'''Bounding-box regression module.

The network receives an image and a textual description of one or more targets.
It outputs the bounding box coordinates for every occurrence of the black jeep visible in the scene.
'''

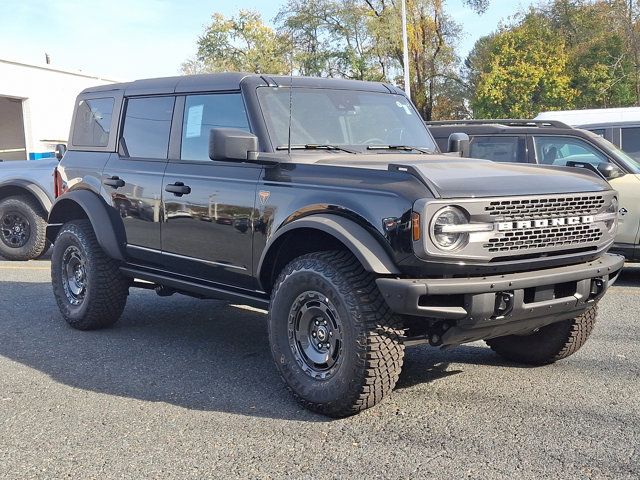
[48,75,624,417]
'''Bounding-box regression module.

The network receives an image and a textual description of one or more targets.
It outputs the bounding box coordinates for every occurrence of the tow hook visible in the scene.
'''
[590,278,605,299]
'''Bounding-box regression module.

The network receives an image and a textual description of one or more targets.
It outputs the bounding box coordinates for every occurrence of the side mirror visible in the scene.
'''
[55,143,67,161]
[597,163,625,180]
[448,132,470,157]
[209,128,259,162]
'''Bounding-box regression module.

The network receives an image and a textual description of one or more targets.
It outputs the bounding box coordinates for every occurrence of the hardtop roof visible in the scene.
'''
[80,73,397,97]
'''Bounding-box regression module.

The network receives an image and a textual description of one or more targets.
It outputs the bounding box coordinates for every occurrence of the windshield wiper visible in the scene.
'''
[366,145,432,154]
[276,144,358,154]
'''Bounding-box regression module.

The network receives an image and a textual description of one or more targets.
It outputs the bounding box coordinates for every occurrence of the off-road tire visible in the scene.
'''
[486,306,598,365]
[0,195,49,261]
[51,219,129,330]
[269,250,405,417]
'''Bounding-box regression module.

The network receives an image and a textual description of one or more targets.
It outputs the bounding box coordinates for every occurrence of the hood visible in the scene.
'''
[312,153,612,198]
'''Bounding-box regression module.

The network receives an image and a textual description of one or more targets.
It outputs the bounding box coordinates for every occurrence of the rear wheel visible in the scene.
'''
[51,219,129,330]
[486,306,598,365]
[269,250,404,417]
[0,195,49,260]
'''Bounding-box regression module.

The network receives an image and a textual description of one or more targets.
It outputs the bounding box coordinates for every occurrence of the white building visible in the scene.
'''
[0,58,116,161]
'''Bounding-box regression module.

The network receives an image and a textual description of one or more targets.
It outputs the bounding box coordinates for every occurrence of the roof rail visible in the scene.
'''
[426,119,572,129]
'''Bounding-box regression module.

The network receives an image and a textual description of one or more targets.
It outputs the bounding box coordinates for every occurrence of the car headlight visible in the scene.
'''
[430,206,469,251]
[605,197,619,233]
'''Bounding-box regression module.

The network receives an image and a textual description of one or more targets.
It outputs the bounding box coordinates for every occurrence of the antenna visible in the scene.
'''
[287,31,294,155]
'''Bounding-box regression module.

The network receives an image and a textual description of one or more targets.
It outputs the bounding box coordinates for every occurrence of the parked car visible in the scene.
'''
[0,156,60,260]
[535,107,640,160]
[47,74,623,417]
[428,119,640,261]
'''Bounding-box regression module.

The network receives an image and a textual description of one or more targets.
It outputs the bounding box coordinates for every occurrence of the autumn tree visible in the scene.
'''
[182,10,289,75]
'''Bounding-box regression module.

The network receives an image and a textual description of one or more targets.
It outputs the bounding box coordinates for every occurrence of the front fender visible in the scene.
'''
[47,190,126,261]
[258,213,400,278]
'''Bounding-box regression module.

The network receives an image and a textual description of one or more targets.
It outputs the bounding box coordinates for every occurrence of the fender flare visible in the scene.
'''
[47,190,126,261]
[0,180,53,213]
[258,214,401,281]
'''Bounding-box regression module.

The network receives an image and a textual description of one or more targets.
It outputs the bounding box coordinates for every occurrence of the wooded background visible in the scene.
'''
[181,0,640,120]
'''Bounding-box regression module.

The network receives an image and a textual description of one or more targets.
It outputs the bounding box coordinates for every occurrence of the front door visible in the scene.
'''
[102,96,174,255]
[161,92,261,289]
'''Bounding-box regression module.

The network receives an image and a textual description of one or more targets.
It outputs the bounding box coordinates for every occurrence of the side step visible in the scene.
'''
[120,265,270,310]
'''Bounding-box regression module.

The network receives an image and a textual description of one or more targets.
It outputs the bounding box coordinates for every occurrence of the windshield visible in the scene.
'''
[586,131,640,174]
[257,87,437,153]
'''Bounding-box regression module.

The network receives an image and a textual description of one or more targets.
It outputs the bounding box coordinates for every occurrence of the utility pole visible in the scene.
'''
[401,0,411,98]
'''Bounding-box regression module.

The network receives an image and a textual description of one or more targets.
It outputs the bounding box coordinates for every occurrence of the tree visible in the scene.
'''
[182,10,289,75]
[472,13,575,118]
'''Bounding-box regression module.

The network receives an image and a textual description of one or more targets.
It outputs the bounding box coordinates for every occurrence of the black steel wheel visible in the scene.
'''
[269,250,405,418]
[51,219,129,330]
[61,245,87,306]
[0,195,49,261]
[288,291,344,380]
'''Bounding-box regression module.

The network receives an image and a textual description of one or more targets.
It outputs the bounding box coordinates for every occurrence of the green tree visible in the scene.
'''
[182,10,289,75]
[472,13,576,118]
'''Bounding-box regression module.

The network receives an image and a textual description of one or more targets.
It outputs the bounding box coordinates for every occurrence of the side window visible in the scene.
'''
[72,97,114,147]
[469,136,523,163]
[121,97,174,159]
[590,128,606,138]
[621,127,640,159]
[181,93,250,161]
[533,136,609,168]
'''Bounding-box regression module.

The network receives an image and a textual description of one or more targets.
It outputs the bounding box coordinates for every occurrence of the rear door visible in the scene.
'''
[161,92,261,289]
[102,96,174,257]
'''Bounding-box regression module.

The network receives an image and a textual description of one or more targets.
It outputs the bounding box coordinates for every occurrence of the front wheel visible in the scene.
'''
[51,219,129,330]
[268,251,405,417]
[486,306,598,365]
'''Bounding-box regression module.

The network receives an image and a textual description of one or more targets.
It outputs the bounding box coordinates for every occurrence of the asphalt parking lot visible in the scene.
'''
[0,258,638,479]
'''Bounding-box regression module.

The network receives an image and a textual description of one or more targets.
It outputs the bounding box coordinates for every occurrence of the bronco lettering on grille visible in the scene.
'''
[497,215,595,232]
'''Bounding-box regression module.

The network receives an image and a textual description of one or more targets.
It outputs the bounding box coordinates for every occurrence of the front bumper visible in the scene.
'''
[377,254,624,346]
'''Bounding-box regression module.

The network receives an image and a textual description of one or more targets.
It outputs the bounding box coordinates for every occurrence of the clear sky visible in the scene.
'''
[0,0,536,81]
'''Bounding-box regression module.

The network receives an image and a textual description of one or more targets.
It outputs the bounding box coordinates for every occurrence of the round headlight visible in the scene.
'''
[430,206,469,251]
[605,197,619,233]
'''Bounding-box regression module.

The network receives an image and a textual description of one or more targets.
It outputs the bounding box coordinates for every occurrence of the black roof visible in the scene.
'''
[82,73,397,96]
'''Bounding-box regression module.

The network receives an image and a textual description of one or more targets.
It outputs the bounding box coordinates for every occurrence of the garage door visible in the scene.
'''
[0,96,27,161]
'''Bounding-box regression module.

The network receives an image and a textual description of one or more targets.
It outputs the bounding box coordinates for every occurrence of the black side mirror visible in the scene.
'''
[55,143,67,161]
[209,128,259,162]
[597,163,625,180]
[448,132,470,157]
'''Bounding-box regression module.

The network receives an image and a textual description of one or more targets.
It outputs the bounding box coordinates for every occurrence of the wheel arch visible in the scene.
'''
[0,181,52,215]
[257,214,400,294]
[47,190,126,261]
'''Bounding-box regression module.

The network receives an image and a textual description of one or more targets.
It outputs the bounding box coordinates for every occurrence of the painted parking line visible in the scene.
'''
[0,265,50,271]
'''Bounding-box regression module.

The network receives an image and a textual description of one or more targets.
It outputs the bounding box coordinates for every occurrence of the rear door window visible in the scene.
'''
[621,127,640,159]
[532,136,609,169]
[469,136,523,163]
[72,97,114,147]
[121,97,175,159]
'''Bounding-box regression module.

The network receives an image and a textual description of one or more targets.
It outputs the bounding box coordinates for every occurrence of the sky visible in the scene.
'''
[0,0,536,81]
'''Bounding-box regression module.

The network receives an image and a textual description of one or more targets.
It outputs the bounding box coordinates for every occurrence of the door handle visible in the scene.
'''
[104,176,125,188]
[165,182,191,197]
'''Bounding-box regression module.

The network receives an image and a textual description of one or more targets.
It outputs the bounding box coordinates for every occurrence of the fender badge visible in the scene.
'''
[259,190,271,206]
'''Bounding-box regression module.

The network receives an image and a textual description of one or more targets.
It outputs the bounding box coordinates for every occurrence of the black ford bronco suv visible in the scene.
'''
[48,74,624,417]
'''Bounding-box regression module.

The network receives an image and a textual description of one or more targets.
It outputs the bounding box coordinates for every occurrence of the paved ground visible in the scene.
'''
[0,258,638,479]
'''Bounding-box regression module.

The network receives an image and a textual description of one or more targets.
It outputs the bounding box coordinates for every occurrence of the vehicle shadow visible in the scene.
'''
[615,263,640,287]
[0,280,511,421]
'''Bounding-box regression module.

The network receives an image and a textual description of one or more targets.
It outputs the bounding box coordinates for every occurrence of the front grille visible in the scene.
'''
[484,224,603,253]
[485,195,605,220]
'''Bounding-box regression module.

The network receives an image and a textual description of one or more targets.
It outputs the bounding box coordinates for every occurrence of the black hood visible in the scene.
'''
[310,153,612,198]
